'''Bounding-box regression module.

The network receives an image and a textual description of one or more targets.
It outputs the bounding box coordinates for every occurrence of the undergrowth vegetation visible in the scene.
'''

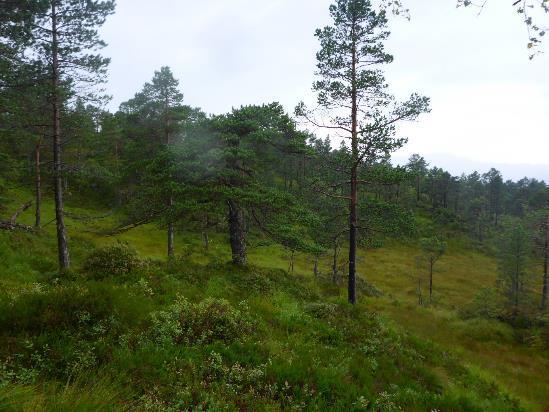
[0,225,533,411]
[0,189,547,411]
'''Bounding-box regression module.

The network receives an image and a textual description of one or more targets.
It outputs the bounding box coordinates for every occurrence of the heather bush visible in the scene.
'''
[82,242,141,279]
[150,296,253,345]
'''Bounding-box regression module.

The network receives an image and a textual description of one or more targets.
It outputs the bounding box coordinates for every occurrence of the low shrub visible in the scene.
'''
[150,296,253,345]
[0,284,116,336]
[82,242,141,279]
[460,287,504,320]
[304,302,339,319]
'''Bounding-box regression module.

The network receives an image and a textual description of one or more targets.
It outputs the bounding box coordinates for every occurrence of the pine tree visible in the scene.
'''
[498,224,531,316]
[297,0,429,303]
[529,210,549,311]
[483,168,504,226]
[406,154,428,203]
[120,67,185,258]
[419,236,446,304]
[201,103,311,266]
[14,0,115,269]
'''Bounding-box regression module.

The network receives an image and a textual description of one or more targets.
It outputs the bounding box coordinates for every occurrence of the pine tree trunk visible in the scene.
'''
[167,223,174,258]
[332,242,339,284]
[348,26,358,305]
[51,2,70,270]
[349,166,358,304]
[202,231,209,250]
[228,199,246,265]
[541,217,548,311]
[202,214,209,250]
[167,195,174,258]
[35,140,41,228]
[289,250,295,274]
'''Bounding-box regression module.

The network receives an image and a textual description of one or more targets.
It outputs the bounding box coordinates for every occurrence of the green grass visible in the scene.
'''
[0,189,547,410]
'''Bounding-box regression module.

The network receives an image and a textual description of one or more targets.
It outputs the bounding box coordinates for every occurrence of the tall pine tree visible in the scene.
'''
[15,0,115,269]
[297,0,429,303]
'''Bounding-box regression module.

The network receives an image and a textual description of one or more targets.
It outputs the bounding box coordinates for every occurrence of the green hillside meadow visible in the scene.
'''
[0,189,547,411]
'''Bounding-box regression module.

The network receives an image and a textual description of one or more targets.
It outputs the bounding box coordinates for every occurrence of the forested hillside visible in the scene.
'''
[1,0,548,411]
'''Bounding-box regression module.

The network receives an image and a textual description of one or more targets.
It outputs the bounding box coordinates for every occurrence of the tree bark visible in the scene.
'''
[288,250,295,274]
[313,256,319,278]
[202,214,209,250]
[35,139,41,228]
[349,167,358,304]
[167,194,175,258]
[228,199,246,265]
[165,90,175,258]
[348,22,358,305]
[10,201,33,225]
[167,223,175,258]
[202,231,209,250]
[51,2,70,270]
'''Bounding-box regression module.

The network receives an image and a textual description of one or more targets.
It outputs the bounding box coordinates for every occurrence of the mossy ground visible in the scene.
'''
[0,190,547,411]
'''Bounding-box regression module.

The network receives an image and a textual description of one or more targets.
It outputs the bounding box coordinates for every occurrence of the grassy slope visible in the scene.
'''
[1,190,548,410]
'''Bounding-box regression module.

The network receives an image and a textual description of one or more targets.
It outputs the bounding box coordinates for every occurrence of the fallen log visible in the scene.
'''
[0,221,34,232]
[10,200,33,225]
[0,200,35,232]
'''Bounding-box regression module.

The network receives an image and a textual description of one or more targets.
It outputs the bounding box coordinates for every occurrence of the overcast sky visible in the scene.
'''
[99,0,549,181]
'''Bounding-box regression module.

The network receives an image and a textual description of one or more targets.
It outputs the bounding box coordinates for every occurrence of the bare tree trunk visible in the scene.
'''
[167,194,175,258]
[228,199,246,265]
[202,231,209,250]
[51,2,70,270]
[202,214,209,250]
[348,25,358,305]
[35,139,42,228]
[313,256,319,278]
[349,166,358,304]
[288,250,295,274]
[167,224,174,258]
